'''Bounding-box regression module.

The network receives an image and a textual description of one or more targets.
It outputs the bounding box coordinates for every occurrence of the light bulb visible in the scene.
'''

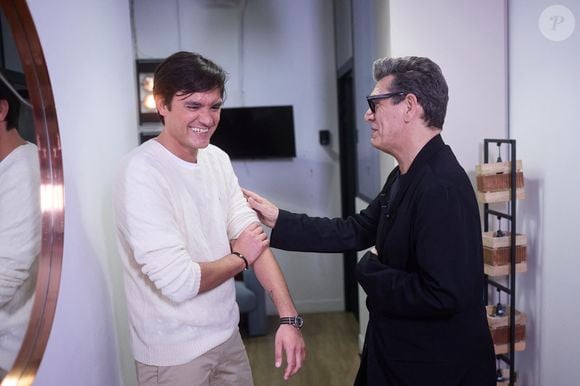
[143,93,156,111]
[142,75,154,92]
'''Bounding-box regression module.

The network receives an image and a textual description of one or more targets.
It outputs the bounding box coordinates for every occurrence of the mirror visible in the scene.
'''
[0,1,63,385]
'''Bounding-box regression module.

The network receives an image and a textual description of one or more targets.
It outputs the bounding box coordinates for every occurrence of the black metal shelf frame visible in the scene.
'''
[482,138,517,386]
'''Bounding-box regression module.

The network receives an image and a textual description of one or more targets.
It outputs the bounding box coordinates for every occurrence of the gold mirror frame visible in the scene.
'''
[0,1,63,385]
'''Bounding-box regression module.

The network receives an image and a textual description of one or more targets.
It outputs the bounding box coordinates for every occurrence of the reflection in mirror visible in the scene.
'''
[0,80,39,380]
[0,8,39,382]
[0,1,63,384]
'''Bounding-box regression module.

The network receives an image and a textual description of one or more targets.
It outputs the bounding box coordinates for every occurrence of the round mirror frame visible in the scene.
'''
[0,1,63,385]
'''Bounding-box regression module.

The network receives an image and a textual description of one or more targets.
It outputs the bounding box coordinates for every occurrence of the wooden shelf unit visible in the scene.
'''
[478,139,526,386]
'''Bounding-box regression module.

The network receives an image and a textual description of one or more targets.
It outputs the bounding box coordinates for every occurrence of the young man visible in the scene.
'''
[114,51,305,386]
[244,56,495,385]
[0,79,40,378]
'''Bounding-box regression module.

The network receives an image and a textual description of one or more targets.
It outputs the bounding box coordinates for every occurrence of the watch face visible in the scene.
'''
[294,315,304,328]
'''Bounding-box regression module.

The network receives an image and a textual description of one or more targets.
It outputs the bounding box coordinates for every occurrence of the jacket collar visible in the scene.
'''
[404,133,445,178]
[389,134,446,208]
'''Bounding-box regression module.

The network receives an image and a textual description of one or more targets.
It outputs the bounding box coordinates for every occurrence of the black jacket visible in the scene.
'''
[271,135,495,386]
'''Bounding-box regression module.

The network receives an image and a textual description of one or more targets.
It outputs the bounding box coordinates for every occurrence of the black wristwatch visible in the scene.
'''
[279,315,304,329]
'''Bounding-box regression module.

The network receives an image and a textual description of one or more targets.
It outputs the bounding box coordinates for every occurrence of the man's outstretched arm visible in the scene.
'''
[252,247,306,380]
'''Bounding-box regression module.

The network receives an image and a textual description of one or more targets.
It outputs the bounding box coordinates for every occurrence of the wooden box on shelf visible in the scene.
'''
[486,305,526,355]
[475,160,525,203]
[482,231,527,276]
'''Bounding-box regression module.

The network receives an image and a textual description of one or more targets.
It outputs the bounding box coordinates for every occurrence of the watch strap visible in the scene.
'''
[279,315,304,329]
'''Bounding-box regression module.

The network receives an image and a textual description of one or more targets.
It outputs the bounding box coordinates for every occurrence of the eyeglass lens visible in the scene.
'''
[366,92,405,114]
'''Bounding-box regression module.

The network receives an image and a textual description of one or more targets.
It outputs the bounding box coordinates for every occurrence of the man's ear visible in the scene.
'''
[0,99,9,122]
[155,95,169,117]
[403,93,421,122]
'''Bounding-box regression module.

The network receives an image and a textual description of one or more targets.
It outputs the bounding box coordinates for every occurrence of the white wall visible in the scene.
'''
[27,1,137,385]
[509,1,580,385]
[334,0,353,70]
[134,0,344,314]
[388,0,508,177]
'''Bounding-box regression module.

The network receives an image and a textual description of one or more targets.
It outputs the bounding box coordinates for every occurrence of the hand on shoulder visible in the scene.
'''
[242,188,280,228]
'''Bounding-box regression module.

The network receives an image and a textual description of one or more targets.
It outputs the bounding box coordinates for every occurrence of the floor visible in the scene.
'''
[243,312,360,386]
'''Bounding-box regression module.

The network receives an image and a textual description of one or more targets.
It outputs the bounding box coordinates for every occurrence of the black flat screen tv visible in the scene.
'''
[211,105,296,159]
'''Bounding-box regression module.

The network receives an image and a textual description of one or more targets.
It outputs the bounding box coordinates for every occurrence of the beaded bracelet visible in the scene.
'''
[232,251,248,270]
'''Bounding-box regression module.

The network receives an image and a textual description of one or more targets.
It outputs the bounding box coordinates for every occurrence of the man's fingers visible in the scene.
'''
[284,345,297,380]
[247,197,263,212]
[245,222,258,232]
[242,189,269,214]
[275,339,282,369]
[248,222,264,235]
[295,347,304,373]
[288,344,304,379]
[242,188,260,202]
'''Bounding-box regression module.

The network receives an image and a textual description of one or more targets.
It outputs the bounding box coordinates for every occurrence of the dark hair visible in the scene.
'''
[373,56,448,129]
[0,79,21,131]
[153,51,227,123]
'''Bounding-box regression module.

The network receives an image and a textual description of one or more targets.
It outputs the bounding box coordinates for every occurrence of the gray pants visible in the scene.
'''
[136,330,254,386]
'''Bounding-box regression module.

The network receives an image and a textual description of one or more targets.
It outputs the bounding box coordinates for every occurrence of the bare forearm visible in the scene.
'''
[253,248,297,317]
[253,249,305,381]
[198,254,245,293]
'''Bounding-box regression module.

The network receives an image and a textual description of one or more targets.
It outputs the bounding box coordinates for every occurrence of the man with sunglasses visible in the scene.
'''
[243,56,495,385]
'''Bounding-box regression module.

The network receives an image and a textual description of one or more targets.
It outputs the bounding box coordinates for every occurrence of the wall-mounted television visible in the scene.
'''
[211,105,296,159]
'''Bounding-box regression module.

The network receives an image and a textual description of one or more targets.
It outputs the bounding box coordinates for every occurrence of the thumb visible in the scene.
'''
[275,337,283,368]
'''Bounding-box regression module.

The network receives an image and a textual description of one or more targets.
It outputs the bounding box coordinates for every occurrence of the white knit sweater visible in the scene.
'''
[0,143,40,371]
[114,140,258,366]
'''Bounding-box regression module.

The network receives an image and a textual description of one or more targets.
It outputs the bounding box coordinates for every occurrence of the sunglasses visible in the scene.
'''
[366,92,406,113]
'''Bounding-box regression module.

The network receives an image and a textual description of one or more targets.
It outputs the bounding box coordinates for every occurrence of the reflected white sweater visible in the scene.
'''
[0,143,40,371]
[114,140,257,366]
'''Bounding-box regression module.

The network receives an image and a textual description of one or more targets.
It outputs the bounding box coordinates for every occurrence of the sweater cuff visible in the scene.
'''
[191,262,202,297]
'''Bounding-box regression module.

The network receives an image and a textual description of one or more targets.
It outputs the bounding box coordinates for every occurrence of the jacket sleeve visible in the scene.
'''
[270,195,382,253]
[357,183,481,319]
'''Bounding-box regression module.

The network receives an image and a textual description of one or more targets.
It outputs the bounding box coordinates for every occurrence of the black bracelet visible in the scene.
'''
[232,251,248,270]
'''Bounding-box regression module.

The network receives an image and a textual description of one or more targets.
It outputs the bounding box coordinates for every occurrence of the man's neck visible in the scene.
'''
[156,130,198,163]
[0,127,27,161]
[396,127,441,174]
